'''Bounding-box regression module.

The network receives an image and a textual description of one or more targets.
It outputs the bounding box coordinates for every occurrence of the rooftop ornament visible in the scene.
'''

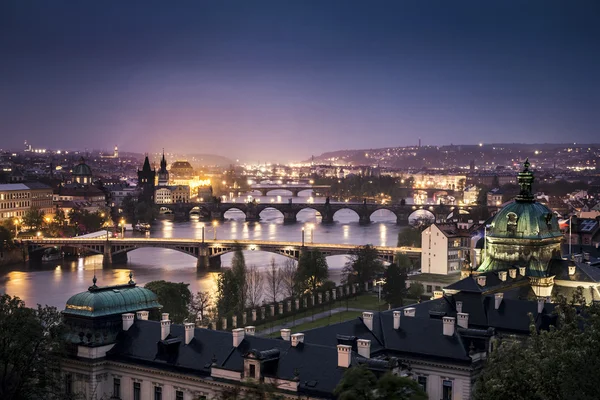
[516,158,535,203]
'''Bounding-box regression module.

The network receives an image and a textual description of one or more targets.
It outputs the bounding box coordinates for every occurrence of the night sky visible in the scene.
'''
[1,0,598,161]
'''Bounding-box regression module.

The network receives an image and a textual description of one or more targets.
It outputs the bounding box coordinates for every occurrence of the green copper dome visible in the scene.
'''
[488,201,561,240]
[487,159,561,240]
[64,279,161,318]
[72,157,93,177]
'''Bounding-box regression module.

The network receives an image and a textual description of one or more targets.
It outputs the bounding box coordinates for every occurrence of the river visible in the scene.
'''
[0,192,417,308]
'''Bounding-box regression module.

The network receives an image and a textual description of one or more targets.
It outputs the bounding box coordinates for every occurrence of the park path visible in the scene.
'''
[256,307,367,336]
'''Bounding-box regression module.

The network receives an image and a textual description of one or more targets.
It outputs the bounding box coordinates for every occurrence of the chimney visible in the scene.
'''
[122,313,134,331]
[568,265,576,276]
[362,312,373,331]
[442,316,455,336]
[519,266,526,276]
[136,310,149,320]
[184,322,195,345]
[280,328,291,341]
[162,313,169,321]
[498,271,507,282]
[393,311,401,329]
[537,298,546,314]
[509,268,517,279]
[457,312,469,329]
[160,319,171,340]
[357,339,371,358]
[337,345,352,368]
[291,333,304,347]
[244,326,256,336]
[476,276,486,287]
[404,307,416,317]
[494,293,504,310]
[455,301,463,313]
[232,328,245,347]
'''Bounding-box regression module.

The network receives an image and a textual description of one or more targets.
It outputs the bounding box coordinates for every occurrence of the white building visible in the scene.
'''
[421,223,472,275]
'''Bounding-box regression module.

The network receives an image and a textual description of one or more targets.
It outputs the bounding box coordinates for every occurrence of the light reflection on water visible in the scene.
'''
[1,195,409,308]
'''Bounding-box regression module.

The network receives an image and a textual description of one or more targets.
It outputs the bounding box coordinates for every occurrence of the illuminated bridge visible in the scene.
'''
[160,201,495,225]
[26,237,421,270]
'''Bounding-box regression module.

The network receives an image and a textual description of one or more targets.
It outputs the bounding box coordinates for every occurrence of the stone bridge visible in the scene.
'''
[158,201,494,225]
[26,238,420,270]
[249,184,331,197]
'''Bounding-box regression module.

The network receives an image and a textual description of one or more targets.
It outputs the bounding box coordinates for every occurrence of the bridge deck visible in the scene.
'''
[27,238,420,255]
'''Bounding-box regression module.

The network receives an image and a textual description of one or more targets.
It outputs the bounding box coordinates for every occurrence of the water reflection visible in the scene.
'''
[1,195,407,308]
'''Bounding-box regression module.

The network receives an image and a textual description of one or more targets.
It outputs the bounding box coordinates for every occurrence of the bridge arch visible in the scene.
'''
[159,206,174,215]
[223,207,247,220]
[369,207,398,222]
[332,207,361,222]
[258,207,285,220]
[408,208,436,227]
[189,205,210,218]
[295,207,323,223]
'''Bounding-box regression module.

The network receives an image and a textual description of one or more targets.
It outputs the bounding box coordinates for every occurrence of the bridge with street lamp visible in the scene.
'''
[25,237,421,270]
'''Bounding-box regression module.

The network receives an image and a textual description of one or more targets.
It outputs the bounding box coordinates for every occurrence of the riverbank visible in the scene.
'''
[0,248,25,267]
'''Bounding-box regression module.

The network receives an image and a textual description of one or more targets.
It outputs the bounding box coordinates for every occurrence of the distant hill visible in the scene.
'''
[187,154,233,167]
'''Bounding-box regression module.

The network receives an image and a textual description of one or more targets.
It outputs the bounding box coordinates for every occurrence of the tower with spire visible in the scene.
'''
[157,149,169,187]
[137,153,156,203]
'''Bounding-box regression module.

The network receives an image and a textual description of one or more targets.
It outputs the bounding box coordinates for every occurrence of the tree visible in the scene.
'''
[134,201,157,223]
[280,258,298,299]
[474,288,600,400]
[121,193,137,222]
[334,366,427,400]
[342,245,384,288]
[188,291,212,325]
[216,269,240,317]
[0,294,65,400]
[264,258,282,304]
[376,373,428,400]
[245,264,263,308]
[231,246,247,312]
[144,280,192,324]
[334,366,377,400]
[397,228,421,248]
[407,282,424,301]
[382,254,409,307]
[22,208,45,230]
[295,250,329,293]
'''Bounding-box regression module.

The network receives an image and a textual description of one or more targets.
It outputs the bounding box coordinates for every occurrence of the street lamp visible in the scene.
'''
[212,221,218,240]
[201,224,205,243]
[14,218,20,238]
[301,227,305,247]
[120,219,125,238]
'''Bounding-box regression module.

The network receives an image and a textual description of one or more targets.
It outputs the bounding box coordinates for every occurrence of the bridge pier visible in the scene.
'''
[210,211,225,221]
[283,211,297,224]
[359,214,371,224]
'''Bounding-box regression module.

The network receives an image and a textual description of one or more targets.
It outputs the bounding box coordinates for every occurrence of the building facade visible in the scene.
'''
[421,223,472,275]
[0,182,53,221]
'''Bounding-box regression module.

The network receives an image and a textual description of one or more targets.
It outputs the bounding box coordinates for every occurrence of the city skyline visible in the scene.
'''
[1,0,598,162]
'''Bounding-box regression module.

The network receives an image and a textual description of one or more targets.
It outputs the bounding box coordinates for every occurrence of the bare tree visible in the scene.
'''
[245,264,264,308]
[281,258,298,299]
[265,258,282,304]
[188,291,212,325]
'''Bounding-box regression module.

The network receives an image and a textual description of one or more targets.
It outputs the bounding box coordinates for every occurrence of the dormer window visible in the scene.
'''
[249,364,256,378]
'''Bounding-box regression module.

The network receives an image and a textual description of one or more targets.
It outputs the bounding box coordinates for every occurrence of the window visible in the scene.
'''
[65,374,73,395]
[442,379,453,400]
[426,285,432,293]
[417,376,427,392]
[113,378,121,398]
[249,363,256,378]
[133,382,141,400]
[176,390,184,400]
[154,386,162,400]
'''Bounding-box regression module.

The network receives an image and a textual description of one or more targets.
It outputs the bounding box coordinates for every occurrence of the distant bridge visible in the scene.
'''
[26,238,420,270]
[249,184,331,197]
[158,201,495,225]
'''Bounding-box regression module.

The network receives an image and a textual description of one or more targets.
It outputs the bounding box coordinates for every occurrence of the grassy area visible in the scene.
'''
[266,311,362,337]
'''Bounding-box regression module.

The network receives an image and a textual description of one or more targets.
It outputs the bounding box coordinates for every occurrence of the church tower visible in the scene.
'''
[158,149,169,187]
[137,154,156,203]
